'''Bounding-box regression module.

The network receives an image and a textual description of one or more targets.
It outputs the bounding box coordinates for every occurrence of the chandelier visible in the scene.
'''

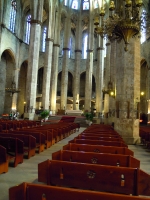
[5,80,20,96]
[94,0,143,51]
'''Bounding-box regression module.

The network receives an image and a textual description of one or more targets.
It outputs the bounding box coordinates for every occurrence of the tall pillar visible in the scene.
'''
[60,16,71,110]
[84,17,94,112]
[115,38,141,144]
[108,40,116,123]
[50,11,61,114]
[104,42,111,91]
[0,0,4,50]
[24,0,44,120]
[73,14,82,110]
[42,38,53,110]
[96,37,104,117]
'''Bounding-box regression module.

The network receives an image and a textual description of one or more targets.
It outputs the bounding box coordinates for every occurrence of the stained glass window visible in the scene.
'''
[83,35,88,59]
[83,0,89,10]
[94,0,98,9]
[72,0,78,10]
[9,0,17,33]
[25,15,31,44]
[42,27,47,52]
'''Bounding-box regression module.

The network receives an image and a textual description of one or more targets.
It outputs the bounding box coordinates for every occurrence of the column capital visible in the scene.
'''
[86,49,93,53]
[30,20,42,26]
[97,47,105,51]
[63,48,70,51]
[46,38,54,42]
[53,44,60,47]
[75,50,82,53]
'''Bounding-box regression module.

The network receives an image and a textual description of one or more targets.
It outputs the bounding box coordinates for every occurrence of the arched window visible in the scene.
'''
[83,35,88,59]
[72,0,78,10]
[83,0,89,10]
[94,0,98,9]
[42,27,47,52]
[9,0,17,33]
[25,15,31,44]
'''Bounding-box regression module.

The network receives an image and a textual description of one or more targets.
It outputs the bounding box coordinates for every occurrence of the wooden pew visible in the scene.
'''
[0,137,24,167]
[69,138,128,147]
[80,132,122,138]
[10,130,45,153]
[76,135,124,142]
[63,143,134,156]
[0,133,36,159]
[0,145,8,174]
[14,128,53,149]
[38,159,150,196]
[52,150,140,168]
[9,182,150,200]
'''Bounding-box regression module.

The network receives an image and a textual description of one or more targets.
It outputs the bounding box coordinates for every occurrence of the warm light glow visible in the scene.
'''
[141,91,144,96]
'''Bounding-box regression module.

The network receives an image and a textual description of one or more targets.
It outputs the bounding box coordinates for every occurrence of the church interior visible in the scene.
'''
[1,0,150,199]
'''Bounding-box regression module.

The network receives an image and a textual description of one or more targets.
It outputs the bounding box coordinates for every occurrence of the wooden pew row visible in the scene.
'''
[52,150,140,168]
[63,143,134,155]
[9,182,150,200]
[0,145,8,174]
[38,159,150,196]
[10,130,45,153]
[13,128,53,149]
[0,133,36,159]
[0,137,24,167]
[140,128,150,147]
[69,138,128,147]
[76,135,124,142]
[80,132,122,138]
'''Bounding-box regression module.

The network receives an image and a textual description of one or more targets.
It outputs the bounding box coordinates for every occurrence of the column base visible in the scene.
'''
[24,113,36,120]
[121,136,141,145]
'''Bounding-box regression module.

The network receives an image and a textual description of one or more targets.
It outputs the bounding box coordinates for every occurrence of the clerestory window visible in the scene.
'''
[42,27,47,52]
[9,0,17,33]
[83,0,89,10]
[25,14,31,44]
[72,0,78,10]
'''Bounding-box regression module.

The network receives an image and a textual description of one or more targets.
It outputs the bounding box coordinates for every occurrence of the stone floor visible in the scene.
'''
[0,127,150,200]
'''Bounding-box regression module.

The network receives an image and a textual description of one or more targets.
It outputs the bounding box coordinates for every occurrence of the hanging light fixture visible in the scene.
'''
[94,0,143,51]
[5,80,20,96]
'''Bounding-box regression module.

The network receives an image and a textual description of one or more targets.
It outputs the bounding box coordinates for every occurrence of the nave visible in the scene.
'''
[0,127,150,200]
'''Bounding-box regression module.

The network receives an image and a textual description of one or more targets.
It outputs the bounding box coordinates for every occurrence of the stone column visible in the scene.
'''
[24,0,44,120]
[50,11,61,114]
[11,68,20,111]
[41,38,53,110]
[60,16,71,110]
[104,42,111,91]
[96,36,104,117]
[0,0,4,50]
[73,15,82,110]
[0,58,5,115]
[84,16,94,112]
[108,40,116,124]
[115,38,141,144]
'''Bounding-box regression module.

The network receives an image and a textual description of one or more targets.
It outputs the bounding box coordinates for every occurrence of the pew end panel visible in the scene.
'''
[0,145,8,174]
[38,159,50,184]
[52,150,62,160]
